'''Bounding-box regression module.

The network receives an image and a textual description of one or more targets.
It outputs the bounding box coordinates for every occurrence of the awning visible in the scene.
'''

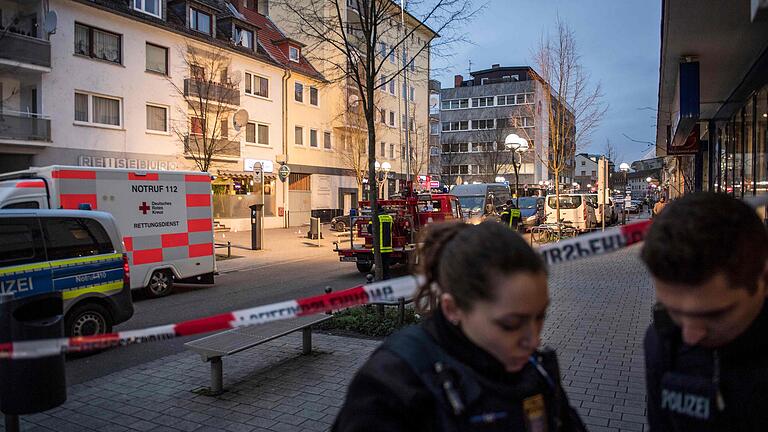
[216,170,276,181]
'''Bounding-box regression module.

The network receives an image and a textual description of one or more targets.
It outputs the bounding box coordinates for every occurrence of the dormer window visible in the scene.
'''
[289,46,300,62]
[235,27,254,49]
[134,0,161,18]
[190,7,211,35]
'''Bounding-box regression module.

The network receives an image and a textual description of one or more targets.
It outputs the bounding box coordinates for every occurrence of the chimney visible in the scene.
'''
[454,74,463,88]
[492,64,500,69]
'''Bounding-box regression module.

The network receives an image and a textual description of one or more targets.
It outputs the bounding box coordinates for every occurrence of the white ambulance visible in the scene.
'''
[0,166,215,298]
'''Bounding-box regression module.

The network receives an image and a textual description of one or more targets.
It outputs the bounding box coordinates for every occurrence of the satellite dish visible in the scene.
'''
[44,11,58,34]
[233,109,249,131]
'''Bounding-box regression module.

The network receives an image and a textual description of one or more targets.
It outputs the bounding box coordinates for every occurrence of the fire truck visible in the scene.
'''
[335,189,462,273]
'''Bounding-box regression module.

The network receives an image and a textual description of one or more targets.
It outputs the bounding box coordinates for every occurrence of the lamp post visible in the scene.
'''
[374,161,391,199]
[504,133,529,207]
[619,163,630,225]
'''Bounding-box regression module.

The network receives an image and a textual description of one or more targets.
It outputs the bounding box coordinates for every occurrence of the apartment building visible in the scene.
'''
[439,64,575,187]
[267,0,436,202]
[0,0,337,229]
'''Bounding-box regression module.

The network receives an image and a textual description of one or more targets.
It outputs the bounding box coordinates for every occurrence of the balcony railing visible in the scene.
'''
[184,135,240,158]
[0,111,51,142]
[183,79,240,106]
[0,31,51,69]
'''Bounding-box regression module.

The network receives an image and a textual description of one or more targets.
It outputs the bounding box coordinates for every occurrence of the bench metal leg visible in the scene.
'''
[302,327,312,355]
[210,357,223,395]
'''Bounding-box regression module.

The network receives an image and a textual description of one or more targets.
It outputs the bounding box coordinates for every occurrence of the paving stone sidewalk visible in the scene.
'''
[4,244,654,432]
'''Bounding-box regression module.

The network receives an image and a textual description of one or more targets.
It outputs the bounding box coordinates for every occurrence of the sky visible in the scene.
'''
[431,0,662,164]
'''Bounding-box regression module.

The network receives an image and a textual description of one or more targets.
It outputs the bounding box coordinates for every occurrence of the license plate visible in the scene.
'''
[340,256,357,262]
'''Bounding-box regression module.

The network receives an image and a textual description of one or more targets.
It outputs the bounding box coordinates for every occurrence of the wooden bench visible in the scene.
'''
[184,314,332,395]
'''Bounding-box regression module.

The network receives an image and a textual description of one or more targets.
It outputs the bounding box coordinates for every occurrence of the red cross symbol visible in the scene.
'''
[139,202,150,214]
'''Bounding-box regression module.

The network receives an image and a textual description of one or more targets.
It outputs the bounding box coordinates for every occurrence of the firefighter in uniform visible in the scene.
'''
[641,193,768,431]
[333,222,586,432]
[500,200,522,231]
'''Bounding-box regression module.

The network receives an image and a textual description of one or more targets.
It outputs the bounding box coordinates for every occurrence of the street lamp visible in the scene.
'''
[374,161,391,199]
[504,133,529,206]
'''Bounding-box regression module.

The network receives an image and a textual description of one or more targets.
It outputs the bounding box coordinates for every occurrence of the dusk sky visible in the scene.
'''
[432,0,662,164]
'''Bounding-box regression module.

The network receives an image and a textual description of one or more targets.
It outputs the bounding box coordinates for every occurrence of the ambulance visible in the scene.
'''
[0,166,215,298]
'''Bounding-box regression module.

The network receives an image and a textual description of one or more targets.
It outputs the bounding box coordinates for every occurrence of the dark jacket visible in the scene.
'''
[645,300,768,431]
[332,309,585,432]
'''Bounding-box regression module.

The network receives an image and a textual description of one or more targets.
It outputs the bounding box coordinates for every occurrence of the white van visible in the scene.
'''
[544,194,597,232]
[0,166,215,298]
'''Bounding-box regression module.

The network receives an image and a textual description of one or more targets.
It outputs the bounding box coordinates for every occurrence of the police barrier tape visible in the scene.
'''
[0,219,658,360]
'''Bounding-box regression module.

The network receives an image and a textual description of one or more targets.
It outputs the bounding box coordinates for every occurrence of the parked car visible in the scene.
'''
[516,196,545,229]
[330,214,352,231]
[625,200,641,213]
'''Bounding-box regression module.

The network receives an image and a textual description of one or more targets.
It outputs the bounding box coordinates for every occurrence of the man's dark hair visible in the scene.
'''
[641,192,768,292]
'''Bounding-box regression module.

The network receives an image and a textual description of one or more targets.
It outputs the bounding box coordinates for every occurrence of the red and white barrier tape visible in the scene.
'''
[0,220,655,360]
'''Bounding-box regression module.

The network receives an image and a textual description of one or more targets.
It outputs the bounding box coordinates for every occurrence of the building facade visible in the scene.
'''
[656,0,768,200]
[438,65,575,189]
[0,0,435,229]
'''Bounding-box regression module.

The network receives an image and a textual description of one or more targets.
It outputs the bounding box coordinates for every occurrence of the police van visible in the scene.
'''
[0,166,215,298]
[0,210,133,337]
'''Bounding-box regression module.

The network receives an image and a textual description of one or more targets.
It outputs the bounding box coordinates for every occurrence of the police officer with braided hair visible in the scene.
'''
[333,221,586,431]
[641,193,768,431]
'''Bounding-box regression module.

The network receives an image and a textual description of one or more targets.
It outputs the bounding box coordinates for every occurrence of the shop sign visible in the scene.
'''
[78,155,178,171]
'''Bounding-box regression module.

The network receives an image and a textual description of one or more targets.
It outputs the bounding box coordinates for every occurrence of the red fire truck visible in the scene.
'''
[335,191,462,273]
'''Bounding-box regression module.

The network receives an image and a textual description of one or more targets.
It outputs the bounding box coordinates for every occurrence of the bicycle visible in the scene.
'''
[531,221,577,243]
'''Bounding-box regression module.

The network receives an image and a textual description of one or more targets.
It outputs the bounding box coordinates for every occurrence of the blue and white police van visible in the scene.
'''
[0,209,133,337]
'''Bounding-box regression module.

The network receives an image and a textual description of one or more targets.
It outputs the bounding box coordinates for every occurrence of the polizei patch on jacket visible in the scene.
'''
[661,389,710,420]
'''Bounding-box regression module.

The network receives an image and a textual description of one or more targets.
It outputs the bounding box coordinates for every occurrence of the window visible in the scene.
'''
[245,73,269,98]
[592,170,597,177]
[134,0,161,17]
[310,129,318,147]
[389,143,394,159]
[295,126,303,145]
[389,80,395,95]
[581,161,586,166]
[220,119,228,138]
[380,141,386,157]
[472,119,494,130]
[235,27,254,49]
[75,92,121,127]
[0,219,39,265]
[389,111,395,127]
[480,78,489,85]
[380,75,387,91]
[430,122,439,135]
[378,42,386,57]
[258,124,269,145]
[472,97,494,108]
[441,121,469,132]
[246,123,256,143]
[309,86,319,106]
[74,23,122,64]
[389,46,395,63]
[289,46,300,62]
[402,114,406,131]
[146,43,168,75]
[294,82,304,102]
[44,218,113,261]
[146,104,168,132]
[402,83,407,99]
[190,8,212,35]
[441,99,469,110]
[380,108,386,124]
[323,132,332,149]
[409,87,415,102]
[190,64,205,79]
[191,117,203,135]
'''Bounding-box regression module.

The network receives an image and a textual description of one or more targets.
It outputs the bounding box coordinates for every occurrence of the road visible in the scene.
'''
[65,252,367,385]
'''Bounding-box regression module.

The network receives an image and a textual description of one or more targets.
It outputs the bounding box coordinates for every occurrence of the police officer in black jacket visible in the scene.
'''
[333,221,586,432]
[641,192,768,431]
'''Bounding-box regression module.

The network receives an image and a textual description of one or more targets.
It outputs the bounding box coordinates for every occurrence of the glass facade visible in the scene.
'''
[710,85,768,198]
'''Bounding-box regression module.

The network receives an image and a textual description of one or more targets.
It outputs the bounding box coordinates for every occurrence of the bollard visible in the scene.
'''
[324,287,333,314]
[227,241,231,258]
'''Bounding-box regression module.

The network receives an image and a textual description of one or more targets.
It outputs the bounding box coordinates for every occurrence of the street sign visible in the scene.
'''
[278,164,290,182]
[252,162,263,184]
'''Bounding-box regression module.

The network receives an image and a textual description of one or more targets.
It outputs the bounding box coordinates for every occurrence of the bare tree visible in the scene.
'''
[602,138,621,189]
[471,122,517,184]
[336,97,374,196]
[406,123,431,183]
[522,18,607,228]
[270,0,479,279]
[168,43,242,173]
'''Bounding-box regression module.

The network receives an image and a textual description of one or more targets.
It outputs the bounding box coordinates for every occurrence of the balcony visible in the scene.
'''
[183,79,240,106]
[0,111,51,142]
[0,32,51,70]
[184,135,240,158]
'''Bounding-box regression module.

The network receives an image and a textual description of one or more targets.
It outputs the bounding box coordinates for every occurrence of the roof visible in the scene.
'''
[236,6,324,80]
